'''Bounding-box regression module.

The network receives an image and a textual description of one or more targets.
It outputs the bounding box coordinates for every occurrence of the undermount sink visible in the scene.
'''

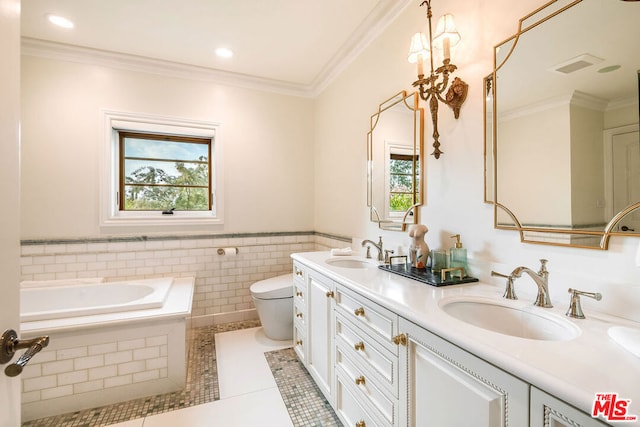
[325,257,376,269]
[439,296,580,341]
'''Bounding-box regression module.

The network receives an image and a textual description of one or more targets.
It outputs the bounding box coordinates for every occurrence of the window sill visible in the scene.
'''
[100,212,223,227]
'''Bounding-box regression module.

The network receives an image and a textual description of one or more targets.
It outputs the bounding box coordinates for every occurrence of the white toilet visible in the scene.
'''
[250,274,293,340]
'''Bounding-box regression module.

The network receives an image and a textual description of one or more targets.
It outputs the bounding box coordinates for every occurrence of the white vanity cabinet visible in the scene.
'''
[294,261,336,402]
[291,254,620,427]
[530,387,610,427]
[399,318,529,427]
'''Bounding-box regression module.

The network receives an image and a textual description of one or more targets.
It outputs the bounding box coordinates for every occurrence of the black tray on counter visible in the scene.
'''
[378,264,479,287]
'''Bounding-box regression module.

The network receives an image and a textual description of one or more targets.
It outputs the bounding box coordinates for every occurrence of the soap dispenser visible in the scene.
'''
[449,234,468,274]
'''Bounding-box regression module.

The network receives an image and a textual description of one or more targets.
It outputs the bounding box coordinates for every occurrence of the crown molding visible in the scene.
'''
[309,0,411,97]
[21,37,315,98]
[21,0,409,100]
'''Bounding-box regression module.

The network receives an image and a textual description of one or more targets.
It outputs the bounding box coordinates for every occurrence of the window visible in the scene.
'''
[100,110,223,227]
[119,132,212,212]
[389,152,420,214]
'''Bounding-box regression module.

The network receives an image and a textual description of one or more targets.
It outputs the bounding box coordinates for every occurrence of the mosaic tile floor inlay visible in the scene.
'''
[265,348,343,427]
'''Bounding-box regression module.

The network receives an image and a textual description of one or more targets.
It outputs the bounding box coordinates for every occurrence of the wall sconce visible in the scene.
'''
[408,1,468,159]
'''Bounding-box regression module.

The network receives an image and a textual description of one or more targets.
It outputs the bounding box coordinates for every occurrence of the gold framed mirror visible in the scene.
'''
[485,0,640,249]
[368,91,424,231]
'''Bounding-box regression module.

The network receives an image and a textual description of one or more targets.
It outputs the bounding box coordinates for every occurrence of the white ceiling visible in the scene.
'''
[21,0,409,96]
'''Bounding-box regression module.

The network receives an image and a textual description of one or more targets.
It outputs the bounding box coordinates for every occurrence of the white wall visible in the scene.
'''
[313,0,640,322]
[21,56,315,238]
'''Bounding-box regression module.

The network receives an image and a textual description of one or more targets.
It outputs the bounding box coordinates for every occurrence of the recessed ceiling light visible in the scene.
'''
[46,14,74,29]
[214,47,234,58]
[598,65,622,73]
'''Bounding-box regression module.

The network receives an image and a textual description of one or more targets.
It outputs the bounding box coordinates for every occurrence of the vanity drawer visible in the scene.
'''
[336,346,398,426]
[293,262,306,284]
[335,284,398,353]
[335,312,397,396]
[294,279,306,305]
[294,302,306,329]
[293,322,306,364]
[336,372,387,427]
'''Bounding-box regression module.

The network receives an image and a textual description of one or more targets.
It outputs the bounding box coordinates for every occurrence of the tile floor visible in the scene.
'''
[23,322,341,427]
[111,326,295,427]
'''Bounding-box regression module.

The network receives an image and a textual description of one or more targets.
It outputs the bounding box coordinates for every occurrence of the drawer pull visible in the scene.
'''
[355,375,366,386]
[295,269,303,277]
[296,313,303,319]
[296,340,303,346]
[354,341,365,351]
[393,333,407,346]
[356,421,366,427]
[296,291,303,297]
[326,291,334,298]
[354,307,365,317]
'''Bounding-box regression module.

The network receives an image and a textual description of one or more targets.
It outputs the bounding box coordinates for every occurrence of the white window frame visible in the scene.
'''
[100,110,224,227]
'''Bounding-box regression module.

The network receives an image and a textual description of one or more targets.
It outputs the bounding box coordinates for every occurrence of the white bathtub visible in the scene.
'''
[19,276,194,421]
[21,277,173,322]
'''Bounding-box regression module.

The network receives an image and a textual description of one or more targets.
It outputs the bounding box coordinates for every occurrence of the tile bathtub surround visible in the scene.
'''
[23,320,260,427]
[20,232,350,323]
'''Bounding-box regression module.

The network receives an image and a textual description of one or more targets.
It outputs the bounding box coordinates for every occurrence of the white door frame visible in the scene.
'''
[603,124,639,223]
[0,0,23,425]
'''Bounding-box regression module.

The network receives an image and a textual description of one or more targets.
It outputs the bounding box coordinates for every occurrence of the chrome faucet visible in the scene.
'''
[492,259,552,308]
[362,236,384,262]
[510,259,553,308]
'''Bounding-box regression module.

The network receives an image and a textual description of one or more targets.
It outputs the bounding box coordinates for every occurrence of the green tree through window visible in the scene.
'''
[389,153,419,212]
[119,132,212,211]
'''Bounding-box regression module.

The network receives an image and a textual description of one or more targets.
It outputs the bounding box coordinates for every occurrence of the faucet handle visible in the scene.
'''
[491,271,517,300]
[566,288,602,319]
[538,259,548,273]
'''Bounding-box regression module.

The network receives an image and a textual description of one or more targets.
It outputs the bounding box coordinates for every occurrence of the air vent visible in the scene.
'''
[549,53,604,74]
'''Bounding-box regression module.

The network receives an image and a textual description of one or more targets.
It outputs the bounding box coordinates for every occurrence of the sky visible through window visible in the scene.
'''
[121,134,211,211]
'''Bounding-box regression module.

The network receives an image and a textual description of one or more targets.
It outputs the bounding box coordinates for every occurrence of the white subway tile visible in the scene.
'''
[89,364,118,380]
[118,360,146,375]
[105,350,132,365]
[58,369,88,386]
[75,355,104,370]
[42,359,73,376]
[22,390,41,404]
[22,245,45,256]
[74,379,104,394]
[57,346,88,360]
[104,374,132,388]
[41,385,73,400]
[133,347,160,361]
[146,335,167,347]
[44,244,67,254]
[23,374,57,392]
[133,369,159,383]
[20,364,42,379]
[21,265,45,275]
[88,342,117,355]
[146,357,168,370]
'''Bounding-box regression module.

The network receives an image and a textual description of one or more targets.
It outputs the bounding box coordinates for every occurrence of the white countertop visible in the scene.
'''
[292,251,640,421]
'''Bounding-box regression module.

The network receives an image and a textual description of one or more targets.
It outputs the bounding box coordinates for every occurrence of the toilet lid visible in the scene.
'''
[250,274,294,299]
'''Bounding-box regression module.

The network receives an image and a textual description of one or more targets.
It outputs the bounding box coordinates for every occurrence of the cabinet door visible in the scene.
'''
[531,387,610,427]
[307,270,335,402]
[399,318,529,427]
